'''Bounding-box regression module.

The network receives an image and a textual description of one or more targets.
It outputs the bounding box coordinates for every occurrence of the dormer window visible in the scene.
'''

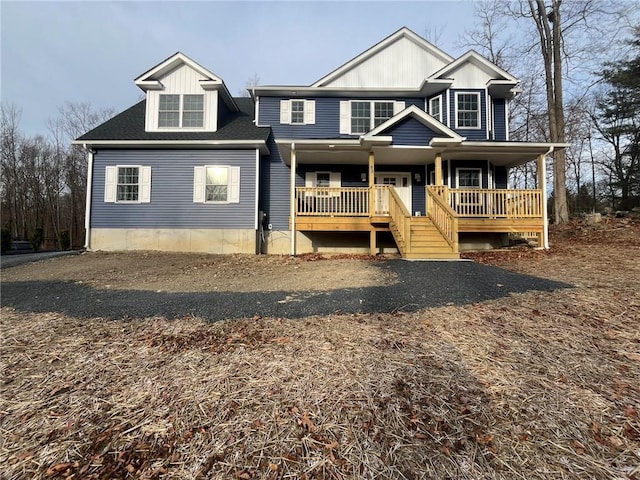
[158,94,204,128]
[429,96,442,122]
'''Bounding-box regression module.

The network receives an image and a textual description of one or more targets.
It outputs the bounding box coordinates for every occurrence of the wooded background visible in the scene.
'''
[2,0,638,251]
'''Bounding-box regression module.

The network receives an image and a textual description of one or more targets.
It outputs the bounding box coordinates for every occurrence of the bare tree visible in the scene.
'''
[239,73,261,97]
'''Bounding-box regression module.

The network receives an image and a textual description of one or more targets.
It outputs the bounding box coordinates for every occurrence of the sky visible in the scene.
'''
[1,0,481,137]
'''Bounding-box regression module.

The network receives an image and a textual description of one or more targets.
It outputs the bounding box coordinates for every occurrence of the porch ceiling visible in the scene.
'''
[275,140,567,168]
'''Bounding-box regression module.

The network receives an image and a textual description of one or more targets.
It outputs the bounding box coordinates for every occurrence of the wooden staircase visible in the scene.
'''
[390,216,460,260]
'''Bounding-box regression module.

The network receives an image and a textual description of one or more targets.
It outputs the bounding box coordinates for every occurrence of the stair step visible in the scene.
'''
[404,252,460,260]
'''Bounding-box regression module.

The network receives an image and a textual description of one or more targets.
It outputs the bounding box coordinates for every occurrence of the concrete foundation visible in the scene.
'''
[90,228,257,254]
[263,231,399,255]
[458,233,509,252]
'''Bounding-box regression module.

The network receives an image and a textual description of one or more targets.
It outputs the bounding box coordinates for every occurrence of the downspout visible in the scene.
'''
[290,143,296,256]
[84,144,94,250]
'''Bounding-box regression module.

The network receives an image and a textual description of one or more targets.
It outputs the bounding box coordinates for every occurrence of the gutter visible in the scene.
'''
[541,146,554,250]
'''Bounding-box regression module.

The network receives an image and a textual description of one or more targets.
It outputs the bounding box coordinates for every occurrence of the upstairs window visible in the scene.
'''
[456,92,480,129]
[280,100,315,125]
[429,96,442,122]
[159,94,204,128]
[340,101,404,135]
[158,94,180,127]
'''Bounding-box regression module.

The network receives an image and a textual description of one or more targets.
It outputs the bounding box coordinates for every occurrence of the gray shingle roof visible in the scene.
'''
[76,97,270,142]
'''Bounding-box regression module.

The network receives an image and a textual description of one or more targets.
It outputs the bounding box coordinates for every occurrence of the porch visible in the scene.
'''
[293,185,545,259]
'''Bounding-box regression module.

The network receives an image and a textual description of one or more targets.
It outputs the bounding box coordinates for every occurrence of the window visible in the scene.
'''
[279,100,315,125]
[182,94,204,127]
[104,166,151,203]
[117,167,139,201]
[193,166,240,204]
[351,101,370,134]
[291,100,305,124]
[456,168,482,188]
[456,93,480,129]
[340,101,404,134]
[304,171,341,198]
[429,96,442,122]
[159,94,180,127]
[158,94,204,128]
[315,172,331,187]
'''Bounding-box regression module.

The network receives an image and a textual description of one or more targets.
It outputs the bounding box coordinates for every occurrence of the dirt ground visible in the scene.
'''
[1,252,396,292]
[1,218,639,479]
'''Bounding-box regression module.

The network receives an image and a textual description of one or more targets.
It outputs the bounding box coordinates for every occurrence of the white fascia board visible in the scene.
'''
[135,52,224,85]
[135,80,163,91]
[275,138,361,149]
[253,86,426,97]
[430,137,465,147]
[72,139,270,154]
[428,50,519,83]
[312,27,453,87]
[418,78,453,96]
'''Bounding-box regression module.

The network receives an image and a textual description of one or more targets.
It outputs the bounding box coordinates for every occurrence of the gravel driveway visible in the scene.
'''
[1,260,570,321]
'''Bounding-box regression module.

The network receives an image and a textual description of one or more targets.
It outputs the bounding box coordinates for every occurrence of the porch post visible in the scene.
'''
[368,151,376,255]
[435,153,443,186]
[290,143,297,256]
[537,153,549,249]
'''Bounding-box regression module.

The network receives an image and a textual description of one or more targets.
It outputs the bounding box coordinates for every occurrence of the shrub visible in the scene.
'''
[30,228,44,252]
[1,228,11,254]
[59,230,71,250]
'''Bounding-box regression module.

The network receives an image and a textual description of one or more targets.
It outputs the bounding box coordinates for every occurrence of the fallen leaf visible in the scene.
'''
[571,439,586,455]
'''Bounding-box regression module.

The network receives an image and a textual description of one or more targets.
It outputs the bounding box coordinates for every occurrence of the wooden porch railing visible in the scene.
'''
[296,187,369,216]
[447,188,542,218]
[388,187,412,255]
[426,186,459,251]
[373,185,390,215]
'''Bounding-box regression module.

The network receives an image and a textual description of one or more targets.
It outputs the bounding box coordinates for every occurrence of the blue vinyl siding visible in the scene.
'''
[92,149,256,229]
[260,135,290,230]
[385,117,438,145]
[449,89,487,140]
[492,98,507,141]
[259,96,425,139]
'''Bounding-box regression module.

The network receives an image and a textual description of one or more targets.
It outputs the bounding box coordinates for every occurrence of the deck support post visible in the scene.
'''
[290,143,297,256]
[369,229,377,256]
[368,151,375,216]
[537,153,549,249]
[435,153,443,186]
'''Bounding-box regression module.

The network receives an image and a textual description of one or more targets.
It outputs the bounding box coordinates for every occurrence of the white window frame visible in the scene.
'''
[305,171,341,197]
[193,165,240,204]
[158,93,205,129]
[455,92,481,130]
[429,95,442,122]
[104,165,151,204]
[455,168,483,188]
[280,99,315,125]
[340,100,405,135]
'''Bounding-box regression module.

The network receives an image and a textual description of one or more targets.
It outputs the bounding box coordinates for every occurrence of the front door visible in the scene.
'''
[375,173,412,213]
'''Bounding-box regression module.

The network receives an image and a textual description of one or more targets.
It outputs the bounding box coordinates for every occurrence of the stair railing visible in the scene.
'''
[388,187,412,256]
[426,186,459,252]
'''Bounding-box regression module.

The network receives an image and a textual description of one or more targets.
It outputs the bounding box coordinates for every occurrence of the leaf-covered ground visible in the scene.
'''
[1,218,639,479]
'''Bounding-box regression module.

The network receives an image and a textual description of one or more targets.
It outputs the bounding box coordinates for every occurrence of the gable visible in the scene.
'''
[313,28,453,89]
[448,62,497,89]
[382,117,440,146]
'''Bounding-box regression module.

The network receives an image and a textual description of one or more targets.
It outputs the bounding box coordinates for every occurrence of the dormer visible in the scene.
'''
[135,52,238,133]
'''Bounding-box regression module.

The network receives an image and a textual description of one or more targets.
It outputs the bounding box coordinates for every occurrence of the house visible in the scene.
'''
[76,27,566,259]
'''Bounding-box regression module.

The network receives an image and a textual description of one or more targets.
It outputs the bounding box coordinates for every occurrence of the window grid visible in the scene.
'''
[182,94,204,128]
[457,169,481,188]
[457,93,480,128]
[351,101,370,134]
[117,167,139,201]
[429,96,441,122]
[291,100,305,124]
[205,166,229,202]
[315,172,331,187]
[373,102,394,127]
[158,94,180,128]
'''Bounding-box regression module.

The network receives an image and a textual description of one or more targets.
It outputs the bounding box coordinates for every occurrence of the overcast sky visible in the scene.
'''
[1,0,482,137]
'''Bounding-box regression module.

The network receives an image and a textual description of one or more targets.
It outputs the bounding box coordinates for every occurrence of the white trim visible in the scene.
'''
[72,140,270,153]
[454,91,482,130]
[447,160,452,188]
[485,89,491,140]
[84,147,94,249]
[487,160,492,188]
[505,100,510,141]
[194,165,240,204]
[428,95,442,122]
[107,165,147,204]
[348,99,399,135]
[446,89,451,128]
[455,167,482,188]
[290,144,296,256]
[255,95,260,125]
[364,104,463,140]
[427,50,519,83]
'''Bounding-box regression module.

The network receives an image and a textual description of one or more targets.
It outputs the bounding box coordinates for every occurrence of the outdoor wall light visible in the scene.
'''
[361,173,367,182]
[414,173,421,183]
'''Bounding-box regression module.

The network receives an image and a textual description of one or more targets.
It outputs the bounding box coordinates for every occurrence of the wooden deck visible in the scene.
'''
[293,186,545,259]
